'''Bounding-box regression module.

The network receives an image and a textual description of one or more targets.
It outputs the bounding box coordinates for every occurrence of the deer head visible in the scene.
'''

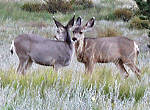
[53,15,75,43]
[72,17,95,42]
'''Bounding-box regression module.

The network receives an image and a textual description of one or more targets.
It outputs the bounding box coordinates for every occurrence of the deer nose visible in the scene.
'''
[72,37,77,41]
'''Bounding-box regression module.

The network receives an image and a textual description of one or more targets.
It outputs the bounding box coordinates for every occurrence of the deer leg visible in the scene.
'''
[18,57,30,75]
[17,59,26,74]
[53,64,62,73]
[85,62,95,74]
[16,63,21,73]
[115,60,129,78]
[126,63,141,80]
[24,58,33,74]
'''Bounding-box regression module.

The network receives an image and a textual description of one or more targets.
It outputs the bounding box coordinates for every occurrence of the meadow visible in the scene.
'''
[0,0,150,109]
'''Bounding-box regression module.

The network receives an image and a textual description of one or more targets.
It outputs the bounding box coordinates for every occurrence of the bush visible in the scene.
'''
[21,0,94,14]
[96,26,122,37]
[71,0,93,10]
[21,3,45,12]
[129,16,150,29]
[114,8,133,21]
[134,0,150,18]
[45,0,73,13]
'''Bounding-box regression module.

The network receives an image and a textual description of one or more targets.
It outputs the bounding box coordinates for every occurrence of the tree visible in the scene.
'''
[134,0,150,18]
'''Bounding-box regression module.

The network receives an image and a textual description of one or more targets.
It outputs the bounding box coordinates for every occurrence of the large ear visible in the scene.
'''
[66,14,75,29]
[82,17,95,32]
[85,17,95,28]
[53,17,64,28]
[76,16,82,26]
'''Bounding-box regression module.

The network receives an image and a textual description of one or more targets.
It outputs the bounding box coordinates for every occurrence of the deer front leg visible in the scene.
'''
[84,62,95,74]
[126,63,141,80]
[115,60,129,78]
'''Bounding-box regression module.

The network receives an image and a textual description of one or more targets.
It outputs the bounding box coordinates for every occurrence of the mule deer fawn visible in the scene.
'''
[10,15,75,74]
[72,17,141,79]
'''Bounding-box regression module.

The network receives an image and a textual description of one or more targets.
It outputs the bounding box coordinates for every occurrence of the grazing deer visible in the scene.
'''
[72,17,141,79]
[10,15,75,74]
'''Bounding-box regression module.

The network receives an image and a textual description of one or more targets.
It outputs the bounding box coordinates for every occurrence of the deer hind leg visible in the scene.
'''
[125,62,141,80]
[24,58,33,74]
[17,56,30,75]
[115,60,129,78]
[53,64,62,73]
[84,62,95,74]
[17,59,26,74]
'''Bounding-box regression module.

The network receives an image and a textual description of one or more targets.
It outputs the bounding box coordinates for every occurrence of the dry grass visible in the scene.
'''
[96,26,122,37]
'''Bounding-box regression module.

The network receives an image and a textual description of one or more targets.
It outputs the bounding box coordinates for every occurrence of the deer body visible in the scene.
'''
[75,37,137,64]
[10,15,75,74]
[15,34,73,66]
[72,17,141,79]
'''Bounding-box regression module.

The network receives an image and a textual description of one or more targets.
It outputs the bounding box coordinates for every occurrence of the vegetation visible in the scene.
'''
[129,16,150,29]
[0,66,148,109]
[21,0,94,13]
[134,0,150,19]
[96,26,122,37]
[114,8,133,21]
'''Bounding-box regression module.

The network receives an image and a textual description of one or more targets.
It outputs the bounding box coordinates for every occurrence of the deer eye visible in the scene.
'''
[57,30,60,33]
[79,32,83,34]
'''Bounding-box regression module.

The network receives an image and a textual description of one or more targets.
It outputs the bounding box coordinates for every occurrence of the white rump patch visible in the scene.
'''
[10,40,16,54]
[134,41,139,53]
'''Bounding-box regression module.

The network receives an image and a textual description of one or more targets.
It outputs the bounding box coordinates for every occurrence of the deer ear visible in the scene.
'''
[85,17,95,28]
[76,16,82,26]
[82,17,95,32]
[66,14,75,29]
[53,17,64,28]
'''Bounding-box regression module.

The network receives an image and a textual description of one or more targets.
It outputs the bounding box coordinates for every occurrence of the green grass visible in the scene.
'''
[0,1,118,22]
[0,65,148,103]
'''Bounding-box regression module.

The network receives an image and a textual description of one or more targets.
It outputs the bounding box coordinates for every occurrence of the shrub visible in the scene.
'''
[44,0,73,13]
[129,16,150,29]
[96,26,122,37]
[71,0,93,10]
[21,3,44,12]
[134,0,150,18]
[114,8,133,21]
[21,0,94,14]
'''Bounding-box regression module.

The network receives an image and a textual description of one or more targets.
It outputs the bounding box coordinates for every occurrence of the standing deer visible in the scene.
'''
[72,17,141,79]
[10,15,75,74]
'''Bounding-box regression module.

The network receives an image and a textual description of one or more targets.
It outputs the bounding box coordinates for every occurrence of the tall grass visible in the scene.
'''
[0,65,149,109]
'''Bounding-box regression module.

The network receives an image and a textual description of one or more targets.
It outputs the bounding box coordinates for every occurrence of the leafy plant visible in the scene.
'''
[114,8,133,21]
[129,16,150,29]
[134,0,150,19]
[96,26,122,37]
[21,0,94,14]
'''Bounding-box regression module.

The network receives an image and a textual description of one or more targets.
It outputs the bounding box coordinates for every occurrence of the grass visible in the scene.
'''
[0,66,149,109]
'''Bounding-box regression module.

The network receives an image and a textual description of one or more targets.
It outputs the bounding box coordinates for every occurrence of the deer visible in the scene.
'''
[10,15,75,75]
[72,16,141,79]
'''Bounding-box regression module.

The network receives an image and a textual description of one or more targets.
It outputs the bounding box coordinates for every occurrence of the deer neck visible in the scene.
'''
[75,36,85,58]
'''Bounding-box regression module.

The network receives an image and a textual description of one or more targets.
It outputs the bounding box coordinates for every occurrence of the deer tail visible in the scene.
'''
[134,41,140,64]
[10,40,15,55]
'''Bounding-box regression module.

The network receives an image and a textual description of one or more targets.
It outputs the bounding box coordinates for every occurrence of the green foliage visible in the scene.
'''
[114,8,133,21]
[134,0,150,18]
[96,26,122,37]
[129,16,150,29]
[21,3,44,12]
[21,0,94,14]
[71,0,93,10]
[44,0,72,13]
[0,65,147,103]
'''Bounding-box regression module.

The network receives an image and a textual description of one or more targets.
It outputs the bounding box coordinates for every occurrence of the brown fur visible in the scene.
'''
[73,17,141,79]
